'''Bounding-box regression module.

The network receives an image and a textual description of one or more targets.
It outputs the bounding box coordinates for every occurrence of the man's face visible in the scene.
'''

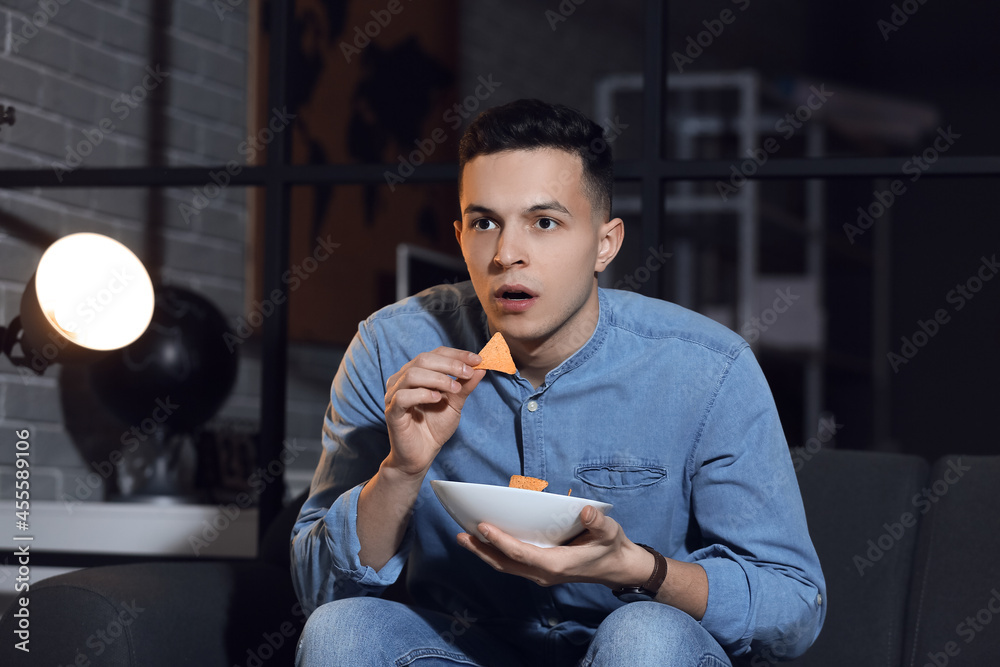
[454,148,621,357]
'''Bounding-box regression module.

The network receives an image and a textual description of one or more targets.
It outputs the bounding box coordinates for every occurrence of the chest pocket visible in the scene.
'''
[574,461,669,491]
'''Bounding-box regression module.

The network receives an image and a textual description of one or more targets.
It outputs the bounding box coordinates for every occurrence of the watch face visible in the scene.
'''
[614,589,654,603]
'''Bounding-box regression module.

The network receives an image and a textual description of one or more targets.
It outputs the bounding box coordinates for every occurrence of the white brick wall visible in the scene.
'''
[0,0,332,503]
[2,0,248,171]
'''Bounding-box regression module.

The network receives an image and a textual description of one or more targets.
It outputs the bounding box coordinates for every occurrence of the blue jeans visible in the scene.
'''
[296,598,732,666]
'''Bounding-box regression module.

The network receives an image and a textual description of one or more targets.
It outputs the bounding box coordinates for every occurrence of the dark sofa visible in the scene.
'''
[2,448,998,666]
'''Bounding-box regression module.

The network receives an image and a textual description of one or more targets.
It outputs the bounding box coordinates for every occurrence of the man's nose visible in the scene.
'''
[494,228,527,268]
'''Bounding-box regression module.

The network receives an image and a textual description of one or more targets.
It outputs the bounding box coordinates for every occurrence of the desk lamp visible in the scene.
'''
[0,232,155,373]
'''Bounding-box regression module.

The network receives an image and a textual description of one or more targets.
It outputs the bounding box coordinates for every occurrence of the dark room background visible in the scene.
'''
[0,0,997,513]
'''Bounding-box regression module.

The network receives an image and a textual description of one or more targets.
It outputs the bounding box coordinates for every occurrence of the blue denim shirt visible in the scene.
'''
[291,282,826,659]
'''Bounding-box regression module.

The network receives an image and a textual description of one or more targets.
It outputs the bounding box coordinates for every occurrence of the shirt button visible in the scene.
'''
[546,616,560,627]
[527,400,539,412]
[816,593,823,606]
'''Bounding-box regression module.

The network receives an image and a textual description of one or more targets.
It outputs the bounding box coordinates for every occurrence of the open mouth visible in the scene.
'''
[494,284,538,312]
[495,285,537,300]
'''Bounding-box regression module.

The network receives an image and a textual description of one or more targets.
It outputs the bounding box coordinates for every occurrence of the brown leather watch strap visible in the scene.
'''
[613,543,668,601]
[635,543,667,595]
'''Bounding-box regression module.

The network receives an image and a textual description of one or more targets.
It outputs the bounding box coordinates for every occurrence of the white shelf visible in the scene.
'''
[0,500,258,558]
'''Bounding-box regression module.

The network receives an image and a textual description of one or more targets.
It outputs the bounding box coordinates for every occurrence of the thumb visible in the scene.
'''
[581,505,608,535]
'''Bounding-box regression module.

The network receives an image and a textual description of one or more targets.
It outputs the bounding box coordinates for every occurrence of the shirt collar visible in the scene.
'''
[473,288,610,392]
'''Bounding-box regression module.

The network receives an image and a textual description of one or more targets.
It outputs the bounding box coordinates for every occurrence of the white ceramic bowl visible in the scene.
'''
[430,479,614,548]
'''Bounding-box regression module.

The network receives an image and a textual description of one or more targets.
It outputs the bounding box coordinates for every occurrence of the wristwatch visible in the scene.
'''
[612,543,668,603]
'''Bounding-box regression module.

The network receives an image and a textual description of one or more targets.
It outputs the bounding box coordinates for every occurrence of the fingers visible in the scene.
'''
[456,531,506,566]
[478,523,535,562]
[460,514,631,589]
[468,511,616,568]
[385,348,482,410]
[458,524,594,588]
[476,524,562,578]
[457,526,545,583]
[387,347,480,390]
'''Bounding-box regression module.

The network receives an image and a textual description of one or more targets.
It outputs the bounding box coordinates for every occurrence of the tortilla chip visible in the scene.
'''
[474,331,517,374]
[509,475,548,492]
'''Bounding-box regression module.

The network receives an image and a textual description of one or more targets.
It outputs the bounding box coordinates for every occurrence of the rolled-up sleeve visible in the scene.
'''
[289,319,414,615]
[689,346,827,659]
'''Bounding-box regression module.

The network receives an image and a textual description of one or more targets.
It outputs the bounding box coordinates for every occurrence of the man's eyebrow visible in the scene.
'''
[461,201,571,217]
[525,201,570,215]
[462,204,495,217]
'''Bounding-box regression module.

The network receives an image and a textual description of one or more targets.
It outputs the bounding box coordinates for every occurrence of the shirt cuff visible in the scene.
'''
[325,481,413,592]
[692,544,755,655]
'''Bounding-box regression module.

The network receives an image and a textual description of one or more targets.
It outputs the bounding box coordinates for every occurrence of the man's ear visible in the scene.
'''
[594,217,624,273]
[454,219,463,246]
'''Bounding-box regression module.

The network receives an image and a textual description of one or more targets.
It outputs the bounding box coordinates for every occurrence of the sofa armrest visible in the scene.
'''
[904,455,1000,665]
[785,447,929,667]
[0,560,303,667]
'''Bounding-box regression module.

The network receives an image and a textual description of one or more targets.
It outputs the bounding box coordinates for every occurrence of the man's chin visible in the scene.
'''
[489,318,550,348]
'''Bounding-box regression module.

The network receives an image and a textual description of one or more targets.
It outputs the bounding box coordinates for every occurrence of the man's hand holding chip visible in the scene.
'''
[380,332,515,477]
[383,347,486,477]
[358,347,485,571]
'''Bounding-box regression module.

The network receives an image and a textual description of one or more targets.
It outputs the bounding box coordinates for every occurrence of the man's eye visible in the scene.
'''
[472,218,497,231]
[536,217,557,230]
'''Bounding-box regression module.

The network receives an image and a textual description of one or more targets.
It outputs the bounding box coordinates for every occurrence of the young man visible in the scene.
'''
[292,99,826,665]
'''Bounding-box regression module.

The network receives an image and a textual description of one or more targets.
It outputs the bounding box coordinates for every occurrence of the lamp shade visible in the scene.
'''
[88,286,238,434]
[19,233,154,368]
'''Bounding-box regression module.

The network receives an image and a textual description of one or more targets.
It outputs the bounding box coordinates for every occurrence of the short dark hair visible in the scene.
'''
[458,99,614,219]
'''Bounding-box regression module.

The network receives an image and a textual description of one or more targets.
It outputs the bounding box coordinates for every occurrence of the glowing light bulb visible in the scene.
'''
[33,233,155,351]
